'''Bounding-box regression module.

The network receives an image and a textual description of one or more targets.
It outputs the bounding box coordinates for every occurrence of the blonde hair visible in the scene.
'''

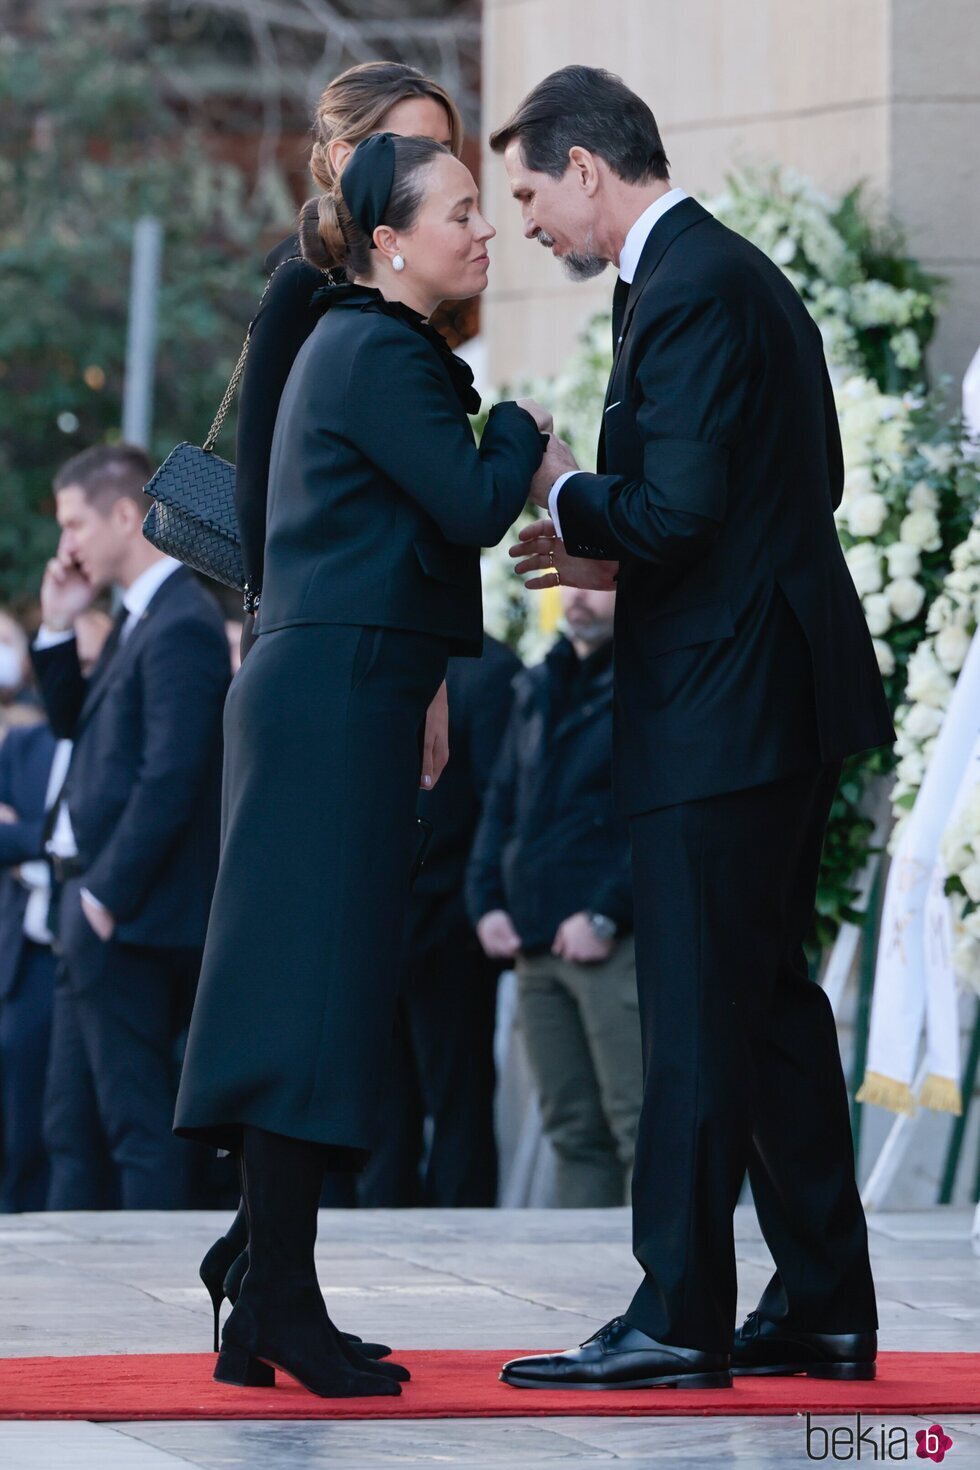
[310,61,462,192]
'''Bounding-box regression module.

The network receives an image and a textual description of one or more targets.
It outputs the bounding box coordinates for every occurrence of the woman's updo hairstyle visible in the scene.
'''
[298,60,463,271]
[304,134,449,281]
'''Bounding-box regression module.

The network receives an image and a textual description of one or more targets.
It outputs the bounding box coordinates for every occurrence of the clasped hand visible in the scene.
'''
[511,399,618,591]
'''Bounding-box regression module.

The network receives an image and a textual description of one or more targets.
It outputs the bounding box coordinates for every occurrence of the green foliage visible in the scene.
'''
[0,10,272,606]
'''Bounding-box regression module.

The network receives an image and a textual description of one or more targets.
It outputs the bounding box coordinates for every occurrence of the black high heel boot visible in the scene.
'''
[214,1126,399,1398]
[222,1247,397,1364]
[200,1197,248,1353]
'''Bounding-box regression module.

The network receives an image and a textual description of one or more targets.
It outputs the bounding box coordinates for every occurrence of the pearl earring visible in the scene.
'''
[392,254,405,273]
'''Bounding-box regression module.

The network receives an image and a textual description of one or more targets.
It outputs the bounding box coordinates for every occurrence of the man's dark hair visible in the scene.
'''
[489,65,669,183]
[53,444,154,514]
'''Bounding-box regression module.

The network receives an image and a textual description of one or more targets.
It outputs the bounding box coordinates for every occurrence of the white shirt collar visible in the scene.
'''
[619,187,689,283]
[121,557,182,622]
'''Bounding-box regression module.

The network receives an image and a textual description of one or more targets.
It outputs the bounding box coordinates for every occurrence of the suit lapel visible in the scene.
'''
[597,198,711,474]
[78,566,189,729]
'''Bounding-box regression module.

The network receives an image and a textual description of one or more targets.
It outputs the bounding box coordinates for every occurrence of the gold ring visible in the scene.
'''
[549,550,555,566]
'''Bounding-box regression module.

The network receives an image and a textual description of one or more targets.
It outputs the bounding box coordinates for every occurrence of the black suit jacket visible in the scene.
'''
[409,633,521,945]
[259,288,543,656]
[466,637,633,953]
[558,197,894,815]
[0,721,57,996]
[30,568,229,948]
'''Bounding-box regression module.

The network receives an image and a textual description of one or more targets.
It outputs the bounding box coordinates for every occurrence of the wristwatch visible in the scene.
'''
[586,911,618,942]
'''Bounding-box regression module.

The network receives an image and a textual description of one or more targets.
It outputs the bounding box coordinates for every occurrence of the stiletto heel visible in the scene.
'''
[200,1236,241,1353]
[214,1345,276,1387]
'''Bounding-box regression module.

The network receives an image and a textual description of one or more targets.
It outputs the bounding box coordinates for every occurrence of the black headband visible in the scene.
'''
[340,132,396,248]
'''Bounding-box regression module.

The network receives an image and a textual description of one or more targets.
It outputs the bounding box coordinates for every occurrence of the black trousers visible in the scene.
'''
[0,940,58,1212]
[625,764,877,1352]
[45,882,201,1210]
[360,926,499,1207]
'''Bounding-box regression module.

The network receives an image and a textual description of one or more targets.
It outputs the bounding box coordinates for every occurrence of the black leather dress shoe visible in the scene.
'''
[732,1311,877,1380]
[500,1318,732,1390]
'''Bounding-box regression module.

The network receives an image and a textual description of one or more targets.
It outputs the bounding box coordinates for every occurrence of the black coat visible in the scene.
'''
[259,286,543,655]
[0,722,57,997]
[234,235,327,598]
[466,636,633,953]
[30,568,229,948]
[558,198,894,816]
[410,633,521,944]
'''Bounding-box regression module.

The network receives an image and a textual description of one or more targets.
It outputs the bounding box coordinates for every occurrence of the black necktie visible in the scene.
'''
[612,275,630,351]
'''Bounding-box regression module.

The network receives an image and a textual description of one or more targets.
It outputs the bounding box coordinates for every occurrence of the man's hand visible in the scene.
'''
[420,679,449,789]
[0,803,19,824]
[529,434,580,509]
[476,909,522,960]
[40,554,97,633]
[515,397,554,434]
[81,892,116,942]
[552,911,614,964]
[511,518,619,591]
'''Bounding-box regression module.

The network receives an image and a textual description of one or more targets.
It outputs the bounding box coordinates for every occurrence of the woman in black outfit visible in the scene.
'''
[174,134,544,1397]
[196,62,466,1360]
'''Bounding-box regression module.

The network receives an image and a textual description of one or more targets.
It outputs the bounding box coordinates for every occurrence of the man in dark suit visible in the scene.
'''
[360,632,520,1207]
[31,445,229,1210]
[0,613,111,1212]
[491,67,894,1390]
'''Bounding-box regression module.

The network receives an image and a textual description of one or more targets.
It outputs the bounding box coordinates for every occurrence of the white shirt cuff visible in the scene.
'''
[34,625,76,650]
[548,472,578,541]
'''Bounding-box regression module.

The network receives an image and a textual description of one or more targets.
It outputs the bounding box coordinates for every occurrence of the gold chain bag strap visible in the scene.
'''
[142,259,294,608]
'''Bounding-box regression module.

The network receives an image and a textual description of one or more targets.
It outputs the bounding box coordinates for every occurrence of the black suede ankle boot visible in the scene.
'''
[214,1126,399,1398]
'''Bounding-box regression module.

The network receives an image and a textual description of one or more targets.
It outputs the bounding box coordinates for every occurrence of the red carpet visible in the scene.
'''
[0,1351,978,1420]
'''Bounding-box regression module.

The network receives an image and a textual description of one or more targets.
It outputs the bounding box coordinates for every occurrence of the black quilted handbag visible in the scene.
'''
[142,262,289,609]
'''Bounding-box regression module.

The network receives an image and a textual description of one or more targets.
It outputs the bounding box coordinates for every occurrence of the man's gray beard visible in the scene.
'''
[538,232,609,282]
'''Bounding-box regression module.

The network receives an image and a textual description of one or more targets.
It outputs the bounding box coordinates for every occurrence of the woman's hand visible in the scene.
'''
[510,518,619,591]
[515,397,554,434]
[420,679,449,789]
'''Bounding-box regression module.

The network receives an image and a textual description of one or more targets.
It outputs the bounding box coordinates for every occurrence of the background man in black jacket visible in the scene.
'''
[0,612,110,1212]
[493,67,894,1390]
[468,587,639,1209]
[361,632,520,1207]
[31,446,229,1210]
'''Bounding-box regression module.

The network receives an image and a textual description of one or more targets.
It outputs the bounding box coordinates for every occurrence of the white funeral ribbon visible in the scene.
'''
[858,631,980,1115]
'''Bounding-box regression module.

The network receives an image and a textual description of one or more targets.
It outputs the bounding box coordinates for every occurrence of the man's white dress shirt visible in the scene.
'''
[548,187,689,539]
[34,557,182,913]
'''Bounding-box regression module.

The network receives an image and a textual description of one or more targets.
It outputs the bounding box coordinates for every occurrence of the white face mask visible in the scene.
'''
[0,642,24,692]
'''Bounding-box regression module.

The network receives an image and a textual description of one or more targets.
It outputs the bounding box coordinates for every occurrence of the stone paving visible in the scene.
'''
[1,1206,978,1468]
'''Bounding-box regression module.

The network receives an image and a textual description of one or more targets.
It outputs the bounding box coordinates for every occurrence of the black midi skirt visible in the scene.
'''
[174,623,448,1153]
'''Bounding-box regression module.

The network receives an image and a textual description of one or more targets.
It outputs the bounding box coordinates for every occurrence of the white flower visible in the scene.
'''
[863,593,892,637]
[960,862,980,904]
[847,493,889,538]
[934,624,972,674]
[903,703,944,742]
[843,464,874,499]
[897,751,925,786]
[908,480,940,512]
[886,577,926,623]
[872,638,895,677]
[920,442,956,476]
[885,543,921,579]
[900,508,942,552]
[772,234,796,265]
[952,936,980,991]
[964,910,980,942]
[906,645,953,707]
[844,542,884,596]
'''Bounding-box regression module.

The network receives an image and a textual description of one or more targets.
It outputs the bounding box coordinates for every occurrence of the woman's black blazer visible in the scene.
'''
[259,287,542,657]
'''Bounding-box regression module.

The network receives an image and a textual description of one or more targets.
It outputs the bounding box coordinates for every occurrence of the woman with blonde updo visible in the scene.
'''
[177,131,544,1397]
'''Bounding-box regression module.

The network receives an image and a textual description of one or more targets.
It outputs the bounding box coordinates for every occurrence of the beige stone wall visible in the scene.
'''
[481,0,978,394]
